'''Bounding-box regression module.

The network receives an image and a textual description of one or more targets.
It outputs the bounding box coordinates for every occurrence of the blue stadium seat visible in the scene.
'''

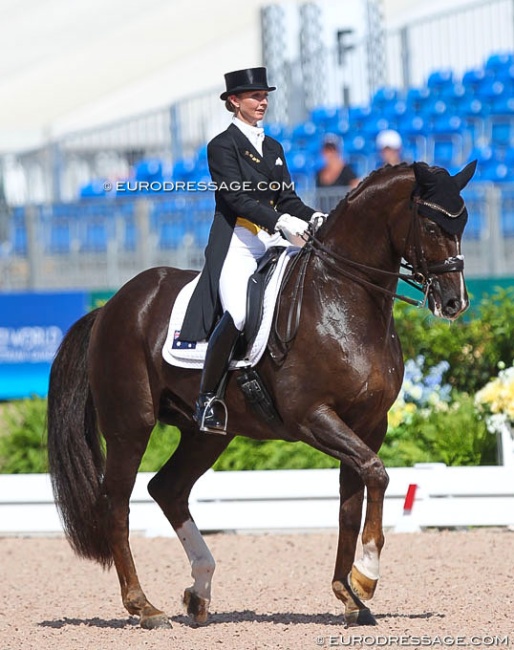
[488,117,514,149]
[48,222,71,254]
[264,122,288,139]
[158,220,187,250]
[193,217,212,247]
[380,99,408,124]
[500,187,514,236]
[478,160,510,182]
[461,187,486,240]
[430,113,463,133]
[370,86,399,112]
[291,121,319,150]
[287,151,314,174]
[172,157,197,182]
[489,94,514,115]
[437,82,466,106]
[347,105,374,131]
[135,158,163,183]
[405,86,431,112]
[12,222,27,255]
[309,107,341,132]
[459,97,486,146]
[462,67,487,93]
[79,179,108,199]
[395,114,428,160]
[123,219,137,252]
[429,134,465,168]
[80,221,109,252]
[427,69,455,95]
[475,78,507,103]
[485,52,514,76]
[361,115,390,139]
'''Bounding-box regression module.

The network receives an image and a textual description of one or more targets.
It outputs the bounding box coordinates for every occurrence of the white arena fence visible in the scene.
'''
[1,464,513,538]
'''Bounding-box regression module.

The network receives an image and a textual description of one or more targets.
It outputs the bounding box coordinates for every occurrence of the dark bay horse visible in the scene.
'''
[47,161,476,629]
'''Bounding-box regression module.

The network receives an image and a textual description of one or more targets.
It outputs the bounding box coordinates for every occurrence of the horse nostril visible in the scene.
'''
[445,298,461,316]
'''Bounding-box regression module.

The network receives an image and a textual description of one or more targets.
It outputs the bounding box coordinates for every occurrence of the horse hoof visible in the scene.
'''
[350,565,378,601]
[345,607,378,627]
[183,587,210,625]
[140,613,172,629]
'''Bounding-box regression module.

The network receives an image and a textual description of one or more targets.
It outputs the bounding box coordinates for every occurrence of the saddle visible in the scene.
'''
[237,246,284,428]
[241,246,283,353]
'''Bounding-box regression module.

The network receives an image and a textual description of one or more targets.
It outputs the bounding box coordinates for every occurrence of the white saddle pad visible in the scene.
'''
[162,247,298,369]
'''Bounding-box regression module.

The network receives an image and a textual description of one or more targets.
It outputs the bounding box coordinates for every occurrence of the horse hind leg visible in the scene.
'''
[147,424,231,625]
[103,431,171,629]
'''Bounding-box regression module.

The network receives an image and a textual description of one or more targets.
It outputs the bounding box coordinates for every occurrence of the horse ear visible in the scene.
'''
[413,162,435,186]
[453,160,477,190]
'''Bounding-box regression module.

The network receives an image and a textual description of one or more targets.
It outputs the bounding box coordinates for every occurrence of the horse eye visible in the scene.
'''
[424,222,438,236]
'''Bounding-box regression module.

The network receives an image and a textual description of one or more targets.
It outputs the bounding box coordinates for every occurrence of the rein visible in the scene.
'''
[272,195,464,361]
[307,197,464,308]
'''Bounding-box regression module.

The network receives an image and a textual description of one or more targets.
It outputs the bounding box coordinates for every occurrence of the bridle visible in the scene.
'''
[272,191,465,361]
[306,192,465,308]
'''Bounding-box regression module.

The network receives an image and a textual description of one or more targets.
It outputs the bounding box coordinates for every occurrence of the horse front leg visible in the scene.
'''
[303,406,389,626]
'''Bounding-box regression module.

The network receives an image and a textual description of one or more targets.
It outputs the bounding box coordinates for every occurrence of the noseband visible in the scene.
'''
[305,196,464,308]
[400,196,464,304]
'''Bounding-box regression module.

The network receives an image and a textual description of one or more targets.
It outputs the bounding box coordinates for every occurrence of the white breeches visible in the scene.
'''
[219,225,287,331]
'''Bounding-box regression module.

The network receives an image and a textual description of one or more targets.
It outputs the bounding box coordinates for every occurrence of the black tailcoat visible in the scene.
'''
[180,123,316,341]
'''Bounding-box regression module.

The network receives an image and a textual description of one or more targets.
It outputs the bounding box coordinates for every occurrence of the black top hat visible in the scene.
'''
[220,67,276,100]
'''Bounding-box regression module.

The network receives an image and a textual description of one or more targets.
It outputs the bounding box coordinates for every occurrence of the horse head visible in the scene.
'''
[403,160,477,320]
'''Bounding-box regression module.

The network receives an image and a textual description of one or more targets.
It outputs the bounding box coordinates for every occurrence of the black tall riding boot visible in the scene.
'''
[195,312,241,434]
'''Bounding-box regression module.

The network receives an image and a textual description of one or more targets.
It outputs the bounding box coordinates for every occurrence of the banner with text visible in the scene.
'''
[0,292,88,399]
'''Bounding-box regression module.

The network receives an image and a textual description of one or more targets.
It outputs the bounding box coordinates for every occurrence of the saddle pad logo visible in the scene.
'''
[172,330,197,350]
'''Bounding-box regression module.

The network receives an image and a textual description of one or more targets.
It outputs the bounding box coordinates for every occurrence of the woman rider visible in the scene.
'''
[179,67,325,434]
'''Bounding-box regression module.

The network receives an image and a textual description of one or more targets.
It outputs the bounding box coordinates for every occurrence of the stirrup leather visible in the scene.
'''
[199,395,229,434]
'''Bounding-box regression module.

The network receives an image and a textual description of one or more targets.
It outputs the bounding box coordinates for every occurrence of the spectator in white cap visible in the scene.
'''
[376,129,403,166]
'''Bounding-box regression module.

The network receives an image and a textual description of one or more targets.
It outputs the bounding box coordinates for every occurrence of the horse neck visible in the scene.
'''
[321,167,413,281]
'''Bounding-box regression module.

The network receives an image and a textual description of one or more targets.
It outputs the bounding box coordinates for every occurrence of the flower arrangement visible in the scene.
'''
[474,363,514,435]
[388,355,451,429]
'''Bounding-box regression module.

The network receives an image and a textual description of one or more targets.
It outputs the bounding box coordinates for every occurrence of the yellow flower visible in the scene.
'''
[475,365,514,421]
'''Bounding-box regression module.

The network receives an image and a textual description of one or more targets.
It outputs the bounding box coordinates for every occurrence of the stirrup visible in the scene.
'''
[199,395,229,435]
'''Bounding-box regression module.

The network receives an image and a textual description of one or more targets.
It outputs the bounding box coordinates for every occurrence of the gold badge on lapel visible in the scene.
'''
[245,150,261,164]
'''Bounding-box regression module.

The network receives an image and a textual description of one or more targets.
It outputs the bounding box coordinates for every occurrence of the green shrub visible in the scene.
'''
[213,436,338,471]
[0,398,48,473]
[0,393,499,473]
[379,393,497,467]
[394,287,514,394]
[140,424,338,472]
[139,422,180,472]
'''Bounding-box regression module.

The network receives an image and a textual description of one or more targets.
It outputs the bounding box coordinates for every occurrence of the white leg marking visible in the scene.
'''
[176,519,215,600]
[354,540,380,580]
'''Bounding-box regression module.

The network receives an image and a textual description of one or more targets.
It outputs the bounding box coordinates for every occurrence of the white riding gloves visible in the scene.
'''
[309,211,328,232]
[275,213,309,247]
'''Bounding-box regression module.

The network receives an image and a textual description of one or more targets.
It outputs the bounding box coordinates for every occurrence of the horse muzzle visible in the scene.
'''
[427,276,469,320]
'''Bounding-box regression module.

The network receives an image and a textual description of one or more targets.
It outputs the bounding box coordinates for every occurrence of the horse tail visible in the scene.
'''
[47,308,113,567]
